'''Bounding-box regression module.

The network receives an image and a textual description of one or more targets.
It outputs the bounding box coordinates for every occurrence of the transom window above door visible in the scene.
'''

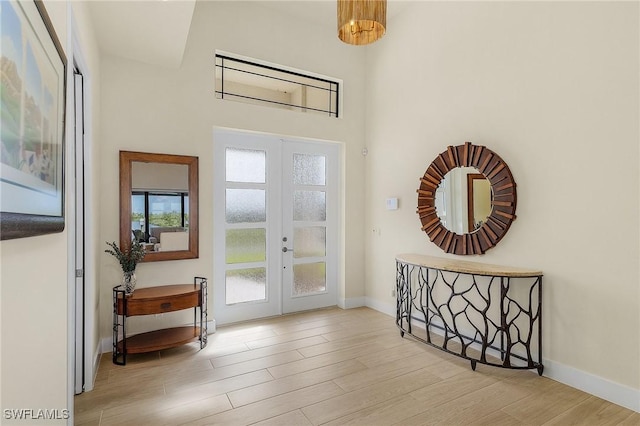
[214,52,341,118]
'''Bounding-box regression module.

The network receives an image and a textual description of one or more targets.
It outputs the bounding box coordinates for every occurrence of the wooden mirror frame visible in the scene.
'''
[417,142,517,255]
[120,151,199,262]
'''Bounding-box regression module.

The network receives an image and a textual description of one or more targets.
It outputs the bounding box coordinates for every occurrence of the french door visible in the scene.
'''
[213,129,340,324]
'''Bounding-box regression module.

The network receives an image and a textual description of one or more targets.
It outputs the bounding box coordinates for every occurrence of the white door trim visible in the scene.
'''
[68,10,96,399]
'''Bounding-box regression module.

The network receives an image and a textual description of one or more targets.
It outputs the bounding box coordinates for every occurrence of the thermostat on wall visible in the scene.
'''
[386,197,399,210]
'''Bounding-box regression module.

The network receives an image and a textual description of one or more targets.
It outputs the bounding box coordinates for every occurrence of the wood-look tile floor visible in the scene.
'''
[75,307,639,425]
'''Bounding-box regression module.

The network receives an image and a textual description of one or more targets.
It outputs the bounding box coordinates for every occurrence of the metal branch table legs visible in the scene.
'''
[395,254,543,375]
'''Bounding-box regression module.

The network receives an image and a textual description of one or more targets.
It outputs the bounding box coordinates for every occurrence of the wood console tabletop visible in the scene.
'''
[396,253,542,278]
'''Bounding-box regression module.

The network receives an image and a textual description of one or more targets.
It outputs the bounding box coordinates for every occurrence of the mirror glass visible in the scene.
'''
[131,162,189,252]
[120,151,198,262]
[435,167,492,234]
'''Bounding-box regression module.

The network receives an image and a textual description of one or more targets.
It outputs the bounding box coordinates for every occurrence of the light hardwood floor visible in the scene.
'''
[75,307,639,425]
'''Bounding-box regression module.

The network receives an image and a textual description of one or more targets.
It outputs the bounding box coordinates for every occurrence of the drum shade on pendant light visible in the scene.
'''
[337,0,387,45]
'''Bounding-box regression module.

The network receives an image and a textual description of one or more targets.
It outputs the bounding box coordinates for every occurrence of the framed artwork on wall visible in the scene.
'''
[0,0,67,240]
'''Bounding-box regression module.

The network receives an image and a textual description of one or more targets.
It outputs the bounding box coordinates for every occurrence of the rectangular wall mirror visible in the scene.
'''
[120,151,199,262]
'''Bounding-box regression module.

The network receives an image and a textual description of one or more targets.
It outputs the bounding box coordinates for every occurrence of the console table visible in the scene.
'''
[112,277,208,365]
[396,254,543,375]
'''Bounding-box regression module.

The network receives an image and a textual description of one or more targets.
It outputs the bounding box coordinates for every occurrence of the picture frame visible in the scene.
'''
[1,0,67,240]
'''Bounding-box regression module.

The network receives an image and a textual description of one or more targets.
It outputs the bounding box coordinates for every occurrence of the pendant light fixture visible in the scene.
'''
[337,0,387,45]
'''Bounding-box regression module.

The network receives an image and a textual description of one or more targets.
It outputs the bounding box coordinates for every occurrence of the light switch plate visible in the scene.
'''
[386,197,398,210]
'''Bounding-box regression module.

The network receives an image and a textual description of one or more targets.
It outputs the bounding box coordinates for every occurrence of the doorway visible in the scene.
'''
[73,67,85,395]
[213,129,340,324]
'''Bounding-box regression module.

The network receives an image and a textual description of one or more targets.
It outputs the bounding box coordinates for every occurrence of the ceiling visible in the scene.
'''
[88,0,408,69]
[88,0,197,68]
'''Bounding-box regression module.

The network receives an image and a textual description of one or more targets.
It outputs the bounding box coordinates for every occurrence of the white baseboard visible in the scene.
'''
[543,359,640,413]
[101,337,112,354]
[364,298,640,414]
[85,341,102,392]
[338,296,366,309]
[93,340,101,370]
[365,297,395,317]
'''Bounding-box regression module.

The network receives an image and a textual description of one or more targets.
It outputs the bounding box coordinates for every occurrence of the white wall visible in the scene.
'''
[1,235,68,422]
[365,1,639,409]
[0,0,101,423]
[98,1,367,338]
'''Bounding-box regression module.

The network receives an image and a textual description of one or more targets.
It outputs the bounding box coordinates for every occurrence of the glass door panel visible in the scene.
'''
[293,227,326,258]
[293,263,327,296]
[224,147,268,305]
[293,191,326,221]
[293,153,326,185]
[225,228,266,264]
[225,148,266,183]
[225,189,266,223]
[225,268,266,304]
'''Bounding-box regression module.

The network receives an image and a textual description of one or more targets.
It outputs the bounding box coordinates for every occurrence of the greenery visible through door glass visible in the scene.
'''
[225,228,266,264]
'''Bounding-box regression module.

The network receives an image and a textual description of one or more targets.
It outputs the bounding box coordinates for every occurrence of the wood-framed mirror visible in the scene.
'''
[417,142,517,255]
[120,151,199,262]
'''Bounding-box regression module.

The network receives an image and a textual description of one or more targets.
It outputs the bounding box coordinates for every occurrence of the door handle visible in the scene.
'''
[282,247,293,253]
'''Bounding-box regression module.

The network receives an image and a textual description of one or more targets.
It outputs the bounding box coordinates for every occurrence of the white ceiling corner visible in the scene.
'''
[88,0,197,69]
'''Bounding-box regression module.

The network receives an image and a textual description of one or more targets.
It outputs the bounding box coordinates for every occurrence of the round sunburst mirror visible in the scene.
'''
[417,142,517,255]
